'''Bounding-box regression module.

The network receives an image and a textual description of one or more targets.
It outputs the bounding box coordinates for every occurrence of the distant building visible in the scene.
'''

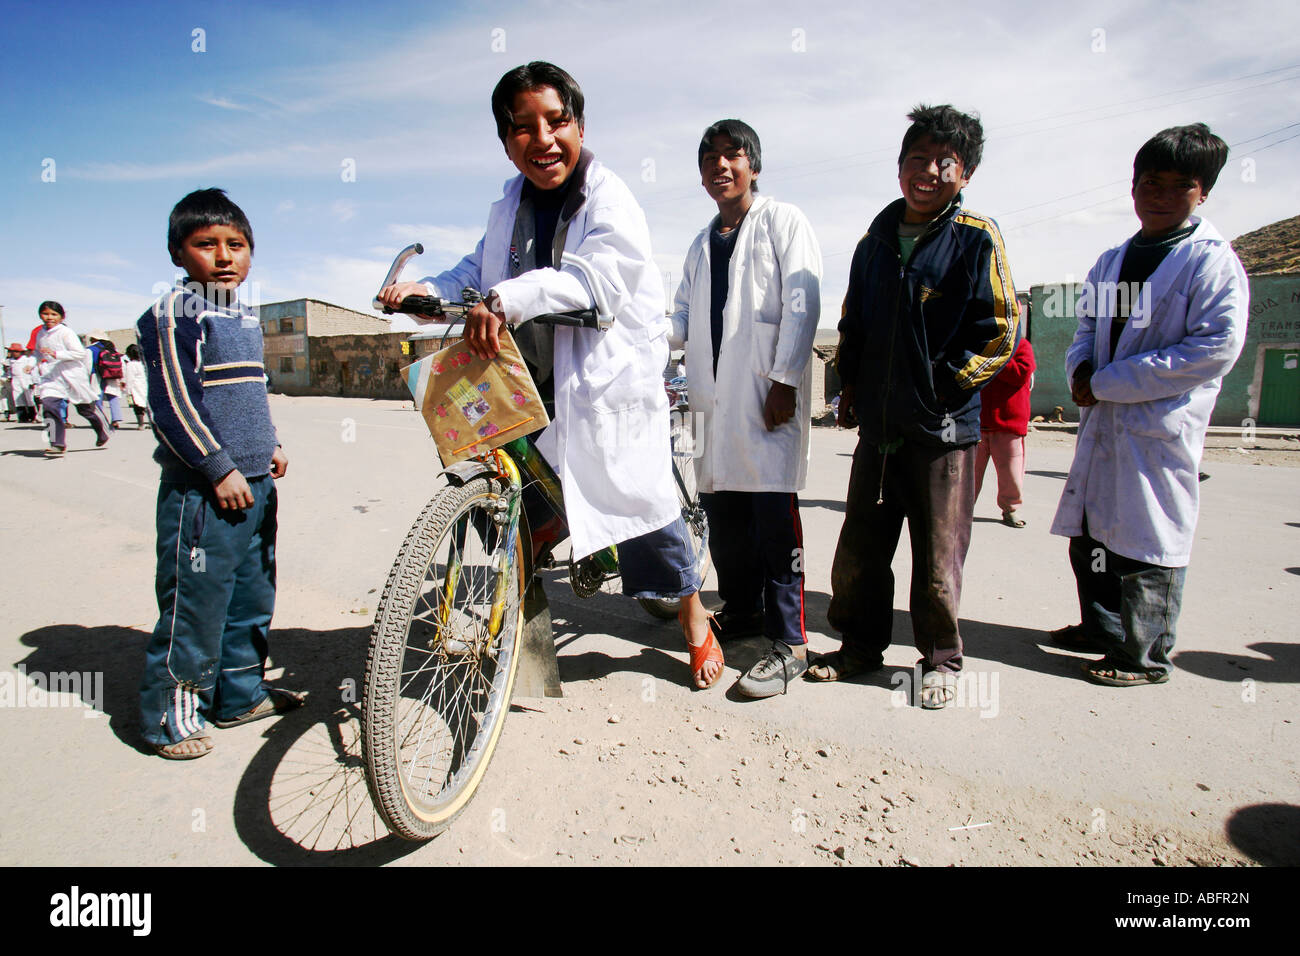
[259,298,459,399]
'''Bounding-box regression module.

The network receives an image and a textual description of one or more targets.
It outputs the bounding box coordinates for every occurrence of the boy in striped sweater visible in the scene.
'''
[136,188,302,759]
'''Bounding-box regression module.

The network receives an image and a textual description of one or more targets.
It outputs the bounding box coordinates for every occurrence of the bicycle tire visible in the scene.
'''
[362,477,524,840]
[638,419,710,620]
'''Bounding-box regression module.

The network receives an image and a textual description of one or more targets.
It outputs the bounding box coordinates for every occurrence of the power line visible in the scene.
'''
[640,66,1300,210]
[1004,124,1300,234]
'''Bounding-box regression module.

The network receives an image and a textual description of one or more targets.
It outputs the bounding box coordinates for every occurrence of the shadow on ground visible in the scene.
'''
[1225,803,1300,865]
[543,583,1085,695]
[15,622,424,866]
[1173,641,1300,684]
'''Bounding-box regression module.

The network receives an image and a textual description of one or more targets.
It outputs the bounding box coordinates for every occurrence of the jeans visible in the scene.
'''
[1068,520,1185,676]
[700,490,807,646]
[617,517,702,600]
[827,438,978,673]
[139,474,278,746]
[101,389,123,424]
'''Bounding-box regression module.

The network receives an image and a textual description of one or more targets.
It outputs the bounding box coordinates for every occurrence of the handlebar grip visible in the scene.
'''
[394,295,445,315]
[529,309,600,329]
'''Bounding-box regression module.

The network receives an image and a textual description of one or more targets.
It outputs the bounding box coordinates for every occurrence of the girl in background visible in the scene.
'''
[123,343,150,429]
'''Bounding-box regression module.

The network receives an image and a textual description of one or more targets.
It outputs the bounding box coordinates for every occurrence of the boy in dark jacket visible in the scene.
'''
[808,105,1017,708]
[136,188,302,759]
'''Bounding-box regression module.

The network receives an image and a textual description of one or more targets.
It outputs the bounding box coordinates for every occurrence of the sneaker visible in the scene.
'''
[709,608,765,643]
[737,641,808,699]
[44,446,65,457]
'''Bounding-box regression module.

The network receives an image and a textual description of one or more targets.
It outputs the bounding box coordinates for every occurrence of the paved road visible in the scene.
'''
[0,395,1295,865]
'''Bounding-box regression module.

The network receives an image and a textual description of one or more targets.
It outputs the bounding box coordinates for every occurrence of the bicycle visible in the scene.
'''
[360,244,709,840]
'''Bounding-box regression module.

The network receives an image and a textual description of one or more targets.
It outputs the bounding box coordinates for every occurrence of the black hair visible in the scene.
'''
[37,300,65,317]
[491,61,585,144]
[167,188,254,265]
[697,119,762,192]
[1132,123,1229,192]
[898,104,984,174]
[126,343,141,361]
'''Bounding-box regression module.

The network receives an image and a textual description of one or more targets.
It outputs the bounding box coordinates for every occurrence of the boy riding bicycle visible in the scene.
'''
[378,61,724,689]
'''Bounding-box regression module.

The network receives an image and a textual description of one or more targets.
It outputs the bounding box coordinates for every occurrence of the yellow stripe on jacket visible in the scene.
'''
[952,212,1017,389]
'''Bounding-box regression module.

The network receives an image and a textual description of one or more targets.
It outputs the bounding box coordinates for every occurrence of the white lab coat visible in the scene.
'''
[419,158,677,559]
[122,356,148,407]
[9,355,38,406]
[35,325,98,405]
[668,196,822,493]
[1050,217,1248,566]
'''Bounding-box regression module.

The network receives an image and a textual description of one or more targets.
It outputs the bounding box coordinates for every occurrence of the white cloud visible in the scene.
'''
[2,278,157,337]
[384,224,486,264]
[198,94,256,113]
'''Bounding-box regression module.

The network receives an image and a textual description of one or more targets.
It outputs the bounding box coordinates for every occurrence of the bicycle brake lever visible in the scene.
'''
[373,242,424,311]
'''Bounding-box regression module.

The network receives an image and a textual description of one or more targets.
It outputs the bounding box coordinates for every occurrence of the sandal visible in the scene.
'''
[153,730,213,760]
[687,626,726,691]
[920,670,957,709]
[1082,660,1170,687]
[213,687,308,728]
[805,646,883,682]
[1001,510,1026,528]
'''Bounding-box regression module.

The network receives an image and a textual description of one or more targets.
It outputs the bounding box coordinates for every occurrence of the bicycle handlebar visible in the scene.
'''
[374,243,613,331]
[392,295,606,331]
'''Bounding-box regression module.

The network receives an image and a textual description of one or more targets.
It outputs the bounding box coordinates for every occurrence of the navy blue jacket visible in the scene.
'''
[837,196,1017,447]
[136,283,278,483]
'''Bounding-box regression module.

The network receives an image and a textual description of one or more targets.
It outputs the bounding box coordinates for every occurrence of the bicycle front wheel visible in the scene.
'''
[362,477,524,840]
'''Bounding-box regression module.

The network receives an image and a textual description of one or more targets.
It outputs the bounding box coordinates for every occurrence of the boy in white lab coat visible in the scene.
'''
[669,119,822,698]
[1050,123,1248,687]
[378,62,726,690]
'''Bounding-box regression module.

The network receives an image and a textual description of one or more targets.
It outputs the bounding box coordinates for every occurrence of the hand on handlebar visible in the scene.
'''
[464,301,507,360]
[377,281,443,320]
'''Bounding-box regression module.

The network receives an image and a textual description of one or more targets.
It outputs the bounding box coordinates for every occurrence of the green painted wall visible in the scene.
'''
[1027,274,1300,427]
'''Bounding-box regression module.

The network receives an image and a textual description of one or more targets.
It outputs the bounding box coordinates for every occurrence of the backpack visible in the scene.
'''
[97,347,123,381]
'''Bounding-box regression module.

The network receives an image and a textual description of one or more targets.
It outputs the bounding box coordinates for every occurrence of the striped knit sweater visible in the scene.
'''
[135,282,278,483]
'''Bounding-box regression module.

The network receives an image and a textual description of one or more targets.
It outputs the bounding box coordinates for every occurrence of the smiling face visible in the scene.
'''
[899,135,970,224]
[503,85,584,191]
[39,308,64,329]
[700,135,756,205]
[175,224,252,291]
[1132,169,1206,238]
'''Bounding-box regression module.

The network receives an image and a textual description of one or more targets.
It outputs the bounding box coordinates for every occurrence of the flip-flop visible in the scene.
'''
[805,647,883,682]
[1001,510,1026,528]
[687,625,726,691]
[1081,661,1170,687]
[213,687,308,728]
[153,730,213,760]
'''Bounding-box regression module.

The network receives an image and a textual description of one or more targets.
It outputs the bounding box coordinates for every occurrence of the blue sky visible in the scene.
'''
[3,0,1299,337]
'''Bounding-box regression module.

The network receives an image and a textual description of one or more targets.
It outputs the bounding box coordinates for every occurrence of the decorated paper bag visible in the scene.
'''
[401,328,549,466]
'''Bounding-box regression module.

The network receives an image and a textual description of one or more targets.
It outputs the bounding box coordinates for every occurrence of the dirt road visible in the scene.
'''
[1,396,1295,866]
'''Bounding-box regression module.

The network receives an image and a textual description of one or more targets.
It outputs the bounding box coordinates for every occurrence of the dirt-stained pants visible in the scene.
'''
[827,439,978,674]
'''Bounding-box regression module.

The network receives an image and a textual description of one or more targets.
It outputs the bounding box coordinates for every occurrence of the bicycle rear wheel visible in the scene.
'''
[362,477,524,840]
[638,420,710,620]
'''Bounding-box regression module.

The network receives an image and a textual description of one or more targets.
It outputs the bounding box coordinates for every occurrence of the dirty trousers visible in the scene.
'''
[827,439,977,673]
